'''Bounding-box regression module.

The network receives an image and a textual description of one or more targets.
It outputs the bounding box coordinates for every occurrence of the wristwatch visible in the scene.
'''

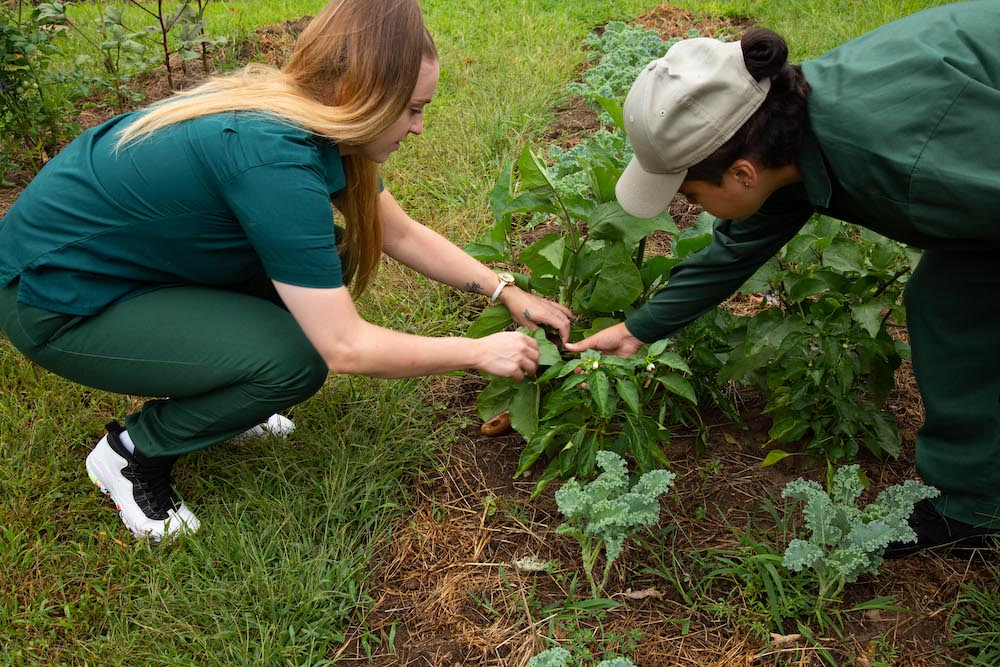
[489,272,516,304]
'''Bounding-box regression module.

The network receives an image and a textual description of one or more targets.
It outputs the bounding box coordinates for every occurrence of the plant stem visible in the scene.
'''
[633,236,646,269]
[871,268,909,299]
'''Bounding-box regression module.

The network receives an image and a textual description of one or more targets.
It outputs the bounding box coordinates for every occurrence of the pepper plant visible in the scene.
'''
[719,217,919,463]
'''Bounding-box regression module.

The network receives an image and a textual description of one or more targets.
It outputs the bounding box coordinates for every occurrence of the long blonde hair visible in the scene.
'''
[116,0,438,295]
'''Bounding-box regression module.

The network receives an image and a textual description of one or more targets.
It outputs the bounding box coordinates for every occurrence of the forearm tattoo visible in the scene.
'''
[465,281,483,294]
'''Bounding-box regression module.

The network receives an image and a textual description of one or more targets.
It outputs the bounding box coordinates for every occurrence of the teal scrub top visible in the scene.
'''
[0,111,348,315]
[625,0,1000,343]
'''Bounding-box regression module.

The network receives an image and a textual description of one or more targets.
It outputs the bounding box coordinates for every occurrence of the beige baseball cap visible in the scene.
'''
[616,38,771,218]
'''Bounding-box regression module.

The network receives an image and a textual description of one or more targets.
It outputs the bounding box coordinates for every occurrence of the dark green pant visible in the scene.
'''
[0,279,327,457]
[905,249,1000,528]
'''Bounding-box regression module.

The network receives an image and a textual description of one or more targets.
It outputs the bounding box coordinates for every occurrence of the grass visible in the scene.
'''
[664,0,958,60]
[1,0,980,664]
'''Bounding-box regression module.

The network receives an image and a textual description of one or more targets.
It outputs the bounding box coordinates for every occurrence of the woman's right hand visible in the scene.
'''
[476,331,540,380]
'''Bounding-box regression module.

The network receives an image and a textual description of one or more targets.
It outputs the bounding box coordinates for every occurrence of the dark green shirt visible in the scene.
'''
[626,0,1000,342]
[0,111,347,315]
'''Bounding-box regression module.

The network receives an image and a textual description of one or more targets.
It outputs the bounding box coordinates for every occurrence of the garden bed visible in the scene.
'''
[0,3,991,666]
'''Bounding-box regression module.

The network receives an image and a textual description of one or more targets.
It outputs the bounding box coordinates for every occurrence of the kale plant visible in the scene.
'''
[781,464,938,607]
[527,647,635,667]
[555,451,674,598]
[566,21,680,114]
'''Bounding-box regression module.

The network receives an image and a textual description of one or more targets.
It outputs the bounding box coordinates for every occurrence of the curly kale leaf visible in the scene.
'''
[782,466,939,604]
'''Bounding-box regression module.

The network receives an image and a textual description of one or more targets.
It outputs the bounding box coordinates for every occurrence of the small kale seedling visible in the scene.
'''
[556,451,674,598]
[781,464,938,606]
[527,647,636,667]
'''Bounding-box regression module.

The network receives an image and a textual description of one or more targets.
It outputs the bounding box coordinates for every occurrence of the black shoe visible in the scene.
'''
[884,499,999,559]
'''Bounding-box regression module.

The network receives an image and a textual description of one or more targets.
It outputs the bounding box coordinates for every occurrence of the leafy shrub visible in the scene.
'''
[720,217,920,463]
[0,2,77,182]
[781,464,938,607]
[555,450,674,598]
[467,137,712,495]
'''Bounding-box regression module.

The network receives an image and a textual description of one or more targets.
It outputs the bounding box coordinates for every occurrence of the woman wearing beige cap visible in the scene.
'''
[566,1,1000,557]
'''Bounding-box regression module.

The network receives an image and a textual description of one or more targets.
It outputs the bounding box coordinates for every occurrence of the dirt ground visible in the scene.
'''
[1,6,992,666]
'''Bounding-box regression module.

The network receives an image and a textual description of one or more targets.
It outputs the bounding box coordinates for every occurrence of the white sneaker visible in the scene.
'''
[85,421,199,541]
[237,414,296,439]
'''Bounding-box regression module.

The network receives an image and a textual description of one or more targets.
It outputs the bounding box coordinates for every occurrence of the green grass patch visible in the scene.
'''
[666,0,957,60]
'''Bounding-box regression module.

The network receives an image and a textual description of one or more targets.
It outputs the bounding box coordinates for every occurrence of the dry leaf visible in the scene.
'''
[621,587,663,600]
[770,633,802,648]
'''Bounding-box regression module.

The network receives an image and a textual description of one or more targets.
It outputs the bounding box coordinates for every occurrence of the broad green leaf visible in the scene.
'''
[517,144,556,192]
[582,317,619,338]
[584,244,644,313]
[739,257,780,294]
[578,431,600,476]
[675,212,714,257]
[462,242,505,262]
[588,202,678,246]
[509,381,540,439]
[783,233,818,264]
[655,350,690,373]
[812,215,842,240]
[501,192,558,216]
[822,236,865,274]
[586,162,622,204]
[786,276,830,303]
[647,339,668,358]
[616,377,641,415]
[761,449,793,467]
[536,361,566,384]
[656,374,696,404]
[718,345,770,384]
[869,412,901,458]
[529,328,562,366]
[489,161,514,225]
[641,255,681,289]
[517,233,565,277]
[768,417,809,442]
[516,424,570,476]
[557,358,585,378]
[851,297,890,338]
[590,371,612,419]
[812,269,852,295]
[476,378,516,420]
[594,95,625,131]
[466,305,513,339]
[746,312,806,356]
[903,246,923,271]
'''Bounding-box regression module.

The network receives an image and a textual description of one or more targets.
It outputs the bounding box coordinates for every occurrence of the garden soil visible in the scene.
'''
[0,5,990,666]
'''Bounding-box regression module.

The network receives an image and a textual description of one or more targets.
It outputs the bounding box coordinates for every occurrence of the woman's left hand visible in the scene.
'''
[498,287,575,345]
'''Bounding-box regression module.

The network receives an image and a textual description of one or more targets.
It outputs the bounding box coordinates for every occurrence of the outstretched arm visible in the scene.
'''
[378,189,575,343]
[273,281,540,380]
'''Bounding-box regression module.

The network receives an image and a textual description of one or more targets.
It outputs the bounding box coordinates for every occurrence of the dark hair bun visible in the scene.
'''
[741,28,789,81]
